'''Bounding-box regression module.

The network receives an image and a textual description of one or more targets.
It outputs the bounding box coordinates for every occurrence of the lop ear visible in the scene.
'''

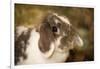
[38,36,55,58]
[73,35,83,47]
[41,43,55,58]
[38,23,55,58]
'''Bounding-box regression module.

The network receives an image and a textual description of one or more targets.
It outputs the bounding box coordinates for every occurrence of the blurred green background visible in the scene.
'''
[15,4,94,62]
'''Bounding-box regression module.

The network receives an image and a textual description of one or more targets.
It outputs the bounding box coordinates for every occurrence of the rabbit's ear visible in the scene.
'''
[38,23,55,58]
[38,34,55,58]
[73,35,83,47]
[41,43,55,58]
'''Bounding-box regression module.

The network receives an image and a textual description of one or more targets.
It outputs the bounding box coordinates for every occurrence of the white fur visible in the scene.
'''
[53,13,71,25]
[76,36,83,47]
[58,16,71,25]
[16,26,28,37]
[54,19,59,24]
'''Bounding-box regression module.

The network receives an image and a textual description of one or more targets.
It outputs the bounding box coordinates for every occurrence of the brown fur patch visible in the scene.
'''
[38,23,55,53]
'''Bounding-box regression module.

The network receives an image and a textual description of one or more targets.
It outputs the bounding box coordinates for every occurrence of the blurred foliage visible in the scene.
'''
[15,4,94,62]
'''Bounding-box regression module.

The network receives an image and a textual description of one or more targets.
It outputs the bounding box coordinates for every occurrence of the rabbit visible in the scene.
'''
[15,12,83,65]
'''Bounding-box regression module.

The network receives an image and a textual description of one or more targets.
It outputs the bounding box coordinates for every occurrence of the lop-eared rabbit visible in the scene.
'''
[15,12,83,65]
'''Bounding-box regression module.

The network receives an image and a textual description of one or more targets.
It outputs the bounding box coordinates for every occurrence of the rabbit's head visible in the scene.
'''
[37,12,83,58]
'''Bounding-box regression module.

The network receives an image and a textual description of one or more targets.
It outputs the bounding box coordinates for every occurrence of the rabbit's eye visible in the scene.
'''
[52,26,57,32]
